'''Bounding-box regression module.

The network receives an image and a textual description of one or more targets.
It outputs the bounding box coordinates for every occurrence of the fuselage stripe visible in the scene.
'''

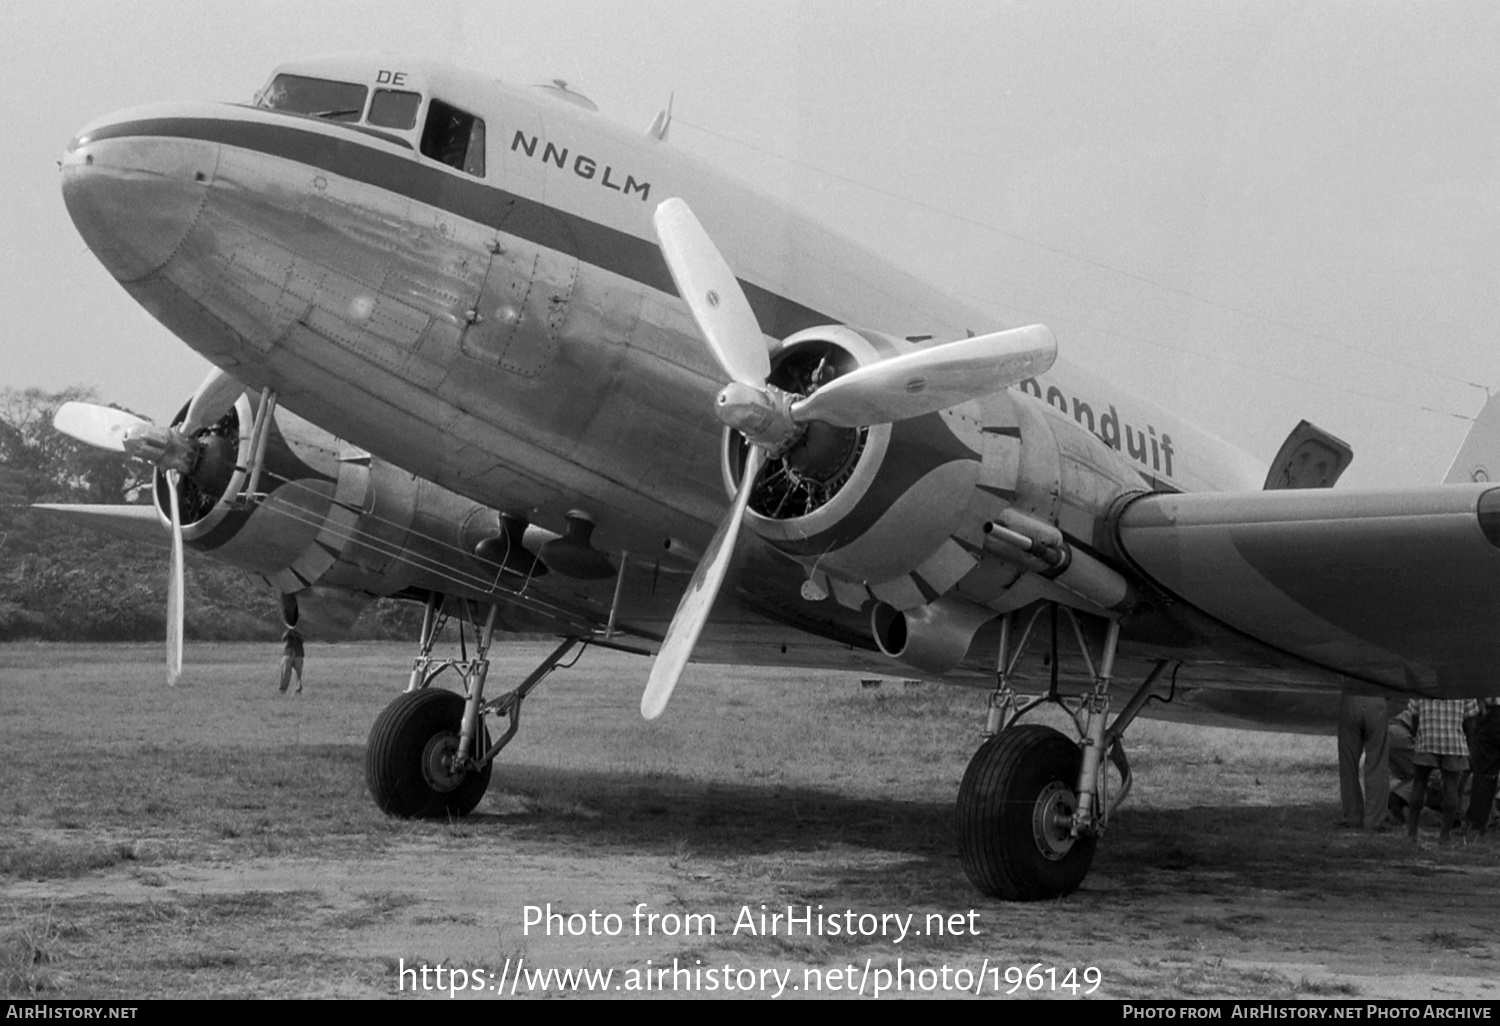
[80,114,833,341]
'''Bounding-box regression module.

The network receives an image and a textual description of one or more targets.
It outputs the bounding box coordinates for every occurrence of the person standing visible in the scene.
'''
[279,627,305,695]
[1406,697,1481,844]
[1337,692,1391,830]
[1464,697,1500,837]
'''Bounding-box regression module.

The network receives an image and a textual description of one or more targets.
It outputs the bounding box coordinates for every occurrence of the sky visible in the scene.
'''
[4,0,1499,487]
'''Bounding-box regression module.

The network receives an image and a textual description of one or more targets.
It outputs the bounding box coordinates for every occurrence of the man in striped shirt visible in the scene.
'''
[1406,697,1482,844]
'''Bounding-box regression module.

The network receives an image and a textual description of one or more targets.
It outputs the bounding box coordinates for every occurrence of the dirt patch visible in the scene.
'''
[8,801,1497,999]
[2,642,1497,999]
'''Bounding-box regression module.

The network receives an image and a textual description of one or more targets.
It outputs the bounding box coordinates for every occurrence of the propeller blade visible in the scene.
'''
[790,324,1058,428]
[653,198,770,386]
[641,445,767,720]
[53,402,151,453]
[182,368,244,436]
[165,470,184,686]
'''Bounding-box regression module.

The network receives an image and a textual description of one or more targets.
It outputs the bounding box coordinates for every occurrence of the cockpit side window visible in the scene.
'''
[256,74,367,122]
[369,89,422,130]
[421,99,486,177]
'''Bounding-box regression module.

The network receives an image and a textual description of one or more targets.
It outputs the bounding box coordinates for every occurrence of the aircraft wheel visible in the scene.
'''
[957,724,1097,901]
[366,688,492,818]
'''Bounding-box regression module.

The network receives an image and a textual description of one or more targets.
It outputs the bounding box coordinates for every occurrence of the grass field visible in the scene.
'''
[1,641,1496,1000]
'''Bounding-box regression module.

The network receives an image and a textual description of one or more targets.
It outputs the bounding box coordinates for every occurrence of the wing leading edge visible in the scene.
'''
[31,503,168,548]
[1113,482,1500,698]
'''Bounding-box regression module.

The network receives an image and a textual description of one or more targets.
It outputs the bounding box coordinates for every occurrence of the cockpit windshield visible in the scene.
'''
[368,89,421,130]
[256,74,368,122]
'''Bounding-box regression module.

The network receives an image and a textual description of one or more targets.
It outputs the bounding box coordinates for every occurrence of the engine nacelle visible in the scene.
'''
[727,325,1151,628]
[149,383,537,637]
[727,325,987,610]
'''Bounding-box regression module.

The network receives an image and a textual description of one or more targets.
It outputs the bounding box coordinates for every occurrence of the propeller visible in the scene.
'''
[640,445,765,719]
[54,400,202,686]
[643,198,1057,718]
[164,471,184,685]
[789,326,1057,427]
[181,368,245,437]
[52,403,150,454]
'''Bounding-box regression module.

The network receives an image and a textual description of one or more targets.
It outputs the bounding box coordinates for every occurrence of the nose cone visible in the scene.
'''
[62,110,219,282]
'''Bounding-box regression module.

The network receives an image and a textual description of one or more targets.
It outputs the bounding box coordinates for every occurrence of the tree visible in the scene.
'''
[1,387,170,639]
[0,387,152,504]
[0,386,424,642]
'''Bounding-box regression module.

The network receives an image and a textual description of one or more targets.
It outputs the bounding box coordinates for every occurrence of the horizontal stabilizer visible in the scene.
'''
[1444,392,1500,484]
[30,503,167,548]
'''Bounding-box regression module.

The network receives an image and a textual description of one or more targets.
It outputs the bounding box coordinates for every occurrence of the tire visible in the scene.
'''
[956,724,1097,901]
[366,688,492,818]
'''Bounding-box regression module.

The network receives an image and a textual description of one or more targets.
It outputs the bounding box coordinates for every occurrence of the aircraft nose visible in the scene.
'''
[61,116,219,282]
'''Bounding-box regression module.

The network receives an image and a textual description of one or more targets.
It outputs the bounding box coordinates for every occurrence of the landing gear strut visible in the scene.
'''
[366,594,582,818]
[956,604,1171,900]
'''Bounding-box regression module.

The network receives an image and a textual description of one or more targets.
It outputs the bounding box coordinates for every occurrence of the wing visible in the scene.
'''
[30,503,169,547]
[1111,482,1500,697]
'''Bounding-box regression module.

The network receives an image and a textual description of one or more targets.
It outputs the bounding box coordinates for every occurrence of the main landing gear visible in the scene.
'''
[956,605,1172,901]
[365,594,582,818]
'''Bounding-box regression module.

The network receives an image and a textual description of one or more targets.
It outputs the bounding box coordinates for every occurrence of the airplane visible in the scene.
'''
[45,52,1500,902]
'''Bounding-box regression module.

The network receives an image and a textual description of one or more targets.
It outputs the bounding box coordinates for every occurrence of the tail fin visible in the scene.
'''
[1444,392,1500,484]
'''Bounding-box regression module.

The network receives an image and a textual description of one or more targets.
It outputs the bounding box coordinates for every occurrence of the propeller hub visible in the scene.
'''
[715,382,803,455]
[122,424,199,476]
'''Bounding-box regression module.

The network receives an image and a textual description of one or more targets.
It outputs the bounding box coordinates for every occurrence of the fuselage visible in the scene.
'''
[61,53,1265,568]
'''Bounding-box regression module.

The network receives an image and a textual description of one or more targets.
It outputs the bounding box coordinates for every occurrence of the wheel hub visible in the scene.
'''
[1031,781,1078,860]
[420,733,465,792]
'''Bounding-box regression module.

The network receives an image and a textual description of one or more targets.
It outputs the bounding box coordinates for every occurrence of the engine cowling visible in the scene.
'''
[726,325,988,611]
[726,325,1151,673]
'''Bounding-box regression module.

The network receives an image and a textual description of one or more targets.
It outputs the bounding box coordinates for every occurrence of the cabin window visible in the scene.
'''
[256,74,367,122]
[421,99,486,177]
[369,89,422,130]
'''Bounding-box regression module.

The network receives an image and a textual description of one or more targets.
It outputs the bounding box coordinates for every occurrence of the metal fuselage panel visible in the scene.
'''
[62,62,1260,557]
[64,58,1346,708]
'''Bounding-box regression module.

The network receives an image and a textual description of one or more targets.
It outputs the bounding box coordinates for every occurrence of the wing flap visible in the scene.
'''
[1114,483,1500,697]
